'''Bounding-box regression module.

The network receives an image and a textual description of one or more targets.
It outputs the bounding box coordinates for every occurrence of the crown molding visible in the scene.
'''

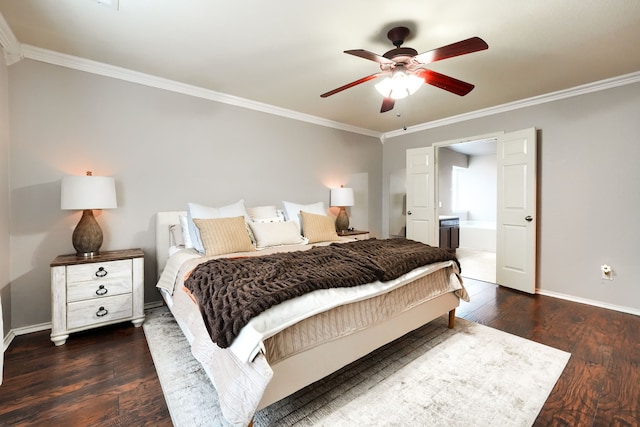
[9,41,640,143]
[0,12,22,65]
[381,70,640,141]
[0,11,16,48]
[20,45,381,139]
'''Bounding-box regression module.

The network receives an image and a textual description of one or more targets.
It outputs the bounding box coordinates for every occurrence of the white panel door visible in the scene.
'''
[496,128,537,293]
[406,147,437,245]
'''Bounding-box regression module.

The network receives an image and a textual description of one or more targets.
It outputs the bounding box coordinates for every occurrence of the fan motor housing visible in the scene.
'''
[383,47,418,61]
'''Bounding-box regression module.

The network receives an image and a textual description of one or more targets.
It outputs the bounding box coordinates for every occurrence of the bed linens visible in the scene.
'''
[184,244,383,348]
[262,265,463,364]
[157,240,467,363]
[183,239,460,350]
[155,236,467,427]
[238,260,464,363]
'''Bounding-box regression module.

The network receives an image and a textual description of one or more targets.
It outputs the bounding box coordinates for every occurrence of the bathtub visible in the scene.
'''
[459,220,496,252]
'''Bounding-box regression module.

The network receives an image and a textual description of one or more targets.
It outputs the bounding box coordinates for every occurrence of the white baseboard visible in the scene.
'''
[4,321,51,352]
[3,329,15,353]
[537,289,640,317]
[3,300,165,352]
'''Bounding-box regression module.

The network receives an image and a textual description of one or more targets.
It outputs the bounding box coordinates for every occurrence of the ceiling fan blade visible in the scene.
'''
[344,49,395,65]
[415,69,475,96]
[380,97,395,113]
[320,73,382,98]
[414,37,488,64]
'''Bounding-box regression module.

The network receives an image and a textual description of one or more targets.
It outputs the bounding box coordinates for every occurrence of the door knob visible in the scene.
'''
[407,211,412,215]
[525,215,533,222]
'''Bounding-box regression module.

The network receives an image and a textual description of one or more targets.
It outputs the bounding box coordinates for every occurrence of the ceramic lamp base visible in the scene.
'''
[335,207,350,233]
[72,209,104,257]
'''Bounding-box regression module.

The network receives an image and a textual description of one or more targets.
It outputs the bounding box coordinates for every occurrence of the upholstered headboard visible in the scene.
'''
[155,211,186,277]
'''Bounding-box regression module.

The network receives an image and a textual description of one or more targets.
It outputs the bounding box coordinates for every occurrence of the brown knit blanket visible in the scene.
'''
[184,238,459,348]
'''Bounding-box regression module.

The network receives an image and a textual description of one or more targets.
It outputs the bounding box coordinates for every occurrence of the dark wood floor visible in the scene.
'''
[1,278,639,426]
[0,321,172,426]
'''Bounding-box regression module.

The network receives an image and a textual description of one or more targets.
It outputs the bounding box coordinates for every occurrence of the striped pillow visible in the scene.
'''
[193,216,255,256]
[300,211,340,244]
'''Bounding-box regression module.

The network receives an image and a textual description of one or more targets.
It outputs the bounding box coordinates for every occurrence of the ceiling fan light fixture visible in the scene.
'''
[322,27,487,113]
[375,70,423,100]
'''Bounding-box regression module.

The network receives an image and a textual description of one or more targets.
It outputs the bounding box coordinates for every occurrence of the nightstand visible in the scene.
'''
[50,248,145,346]
[338,230,370,240]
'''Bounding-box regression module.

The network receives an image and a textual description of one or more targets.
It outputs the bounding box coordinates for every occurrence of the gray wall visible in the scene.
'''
[437,148,469,216]
[1,48,10,340]
[7,59,382,329]
[464,154,496,221]
[382,82,640,312]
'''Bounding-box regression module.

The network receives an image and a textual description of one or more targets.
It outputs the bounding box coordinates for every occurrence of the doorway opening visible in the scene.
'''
[436,138,497,283]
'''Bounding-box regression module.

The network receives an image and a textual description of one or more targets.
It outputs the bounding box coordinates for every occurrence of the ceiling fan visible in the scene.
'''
[320,27,488,113]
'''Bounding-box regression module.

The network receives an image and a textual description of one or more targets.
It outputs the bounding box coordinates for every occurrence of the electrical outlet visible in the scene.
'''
[601,264,613,281]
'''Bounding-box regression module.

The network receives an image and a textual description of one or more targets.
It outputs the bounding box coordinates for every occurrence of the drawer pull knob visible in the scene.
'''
[95,267,108,278]
[95,285,108,296]
[96,306,109,317]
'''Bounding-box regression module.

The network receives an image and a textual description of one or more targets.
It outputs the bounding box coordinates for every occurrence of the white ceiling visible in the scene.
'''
[1,1,640,135]
[444,138,496,156]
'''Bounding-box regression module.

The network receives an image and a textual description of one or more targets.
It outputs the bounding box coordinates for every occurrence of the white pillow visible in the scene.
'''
[248,220,307,249]
[247,205,284,223]
[187,200,250,253]
[247,205,278,220]
[282,201,326,233]
[179,215,194,248]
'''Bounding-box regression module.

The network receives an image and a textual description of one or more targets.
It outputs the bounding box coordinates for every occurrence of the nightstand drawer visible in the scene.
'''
[66,259,132,284]
[67,278,132,302]
[67,293,133,330]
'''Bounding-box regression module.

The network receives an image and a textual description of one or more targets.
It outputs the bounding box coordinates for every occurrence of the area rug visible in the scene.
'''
[143,307,570,427]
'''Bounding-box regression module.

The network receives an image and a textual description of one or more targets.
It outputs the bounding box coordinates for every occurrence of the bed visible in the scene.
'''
[154,207,468,426]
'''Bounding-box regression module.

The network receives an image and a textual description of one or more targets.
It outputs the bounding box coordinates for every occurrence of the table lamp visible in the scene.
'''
[61,171,117,257]
[330,185,354,233]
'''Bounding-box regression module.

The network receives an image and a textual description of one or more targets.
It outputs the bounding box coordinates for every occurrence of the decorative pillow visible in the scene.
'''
[193,217,255,257]
[187,200,250,253]
[179,215,194,248]
[300,211,340,244]
[248,220,306,249]
[282,201,326,232]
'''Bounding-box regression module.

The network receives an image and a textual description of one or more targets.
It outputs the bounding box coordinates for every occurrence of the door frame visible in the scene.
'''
[430,129,537,293]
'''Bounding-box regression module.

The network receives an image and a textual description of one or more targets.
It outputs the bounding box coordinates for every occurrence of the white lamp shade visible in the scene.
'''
[61,175,117,210]
[330,187,354,207]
